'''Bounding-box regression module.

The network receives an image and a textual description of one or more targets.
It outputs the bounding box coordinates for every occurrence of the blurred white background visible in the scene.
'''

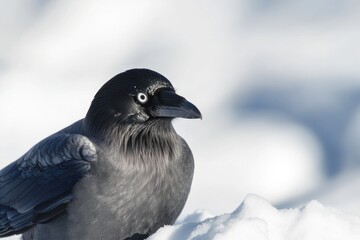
[2,0,360,239]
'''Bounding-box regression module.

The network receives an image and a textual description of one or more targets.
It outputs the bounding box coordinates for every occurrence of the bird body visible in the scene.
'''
[0,69,201,240]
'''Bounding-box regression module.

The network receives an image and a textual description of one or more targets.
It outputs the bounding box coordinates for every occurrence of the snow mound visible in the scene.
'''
[149,194,360,240]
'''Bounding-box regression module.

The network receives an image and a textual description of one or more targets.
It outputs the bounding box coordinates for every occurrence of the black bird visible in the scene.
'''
[0,69,201,240]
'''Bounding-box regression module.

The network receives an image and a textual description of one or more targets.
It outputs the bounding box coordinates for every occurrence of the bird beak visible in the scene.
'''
[149,89,202,119]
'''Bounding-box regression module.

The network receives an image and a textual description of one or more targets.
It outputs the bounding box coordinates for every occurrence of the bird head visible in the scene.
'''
[85,69,201,136]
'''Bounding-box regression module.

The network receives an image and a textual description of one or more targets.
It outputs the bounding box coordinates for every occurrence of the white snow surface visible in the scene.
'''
[149,194,360,240]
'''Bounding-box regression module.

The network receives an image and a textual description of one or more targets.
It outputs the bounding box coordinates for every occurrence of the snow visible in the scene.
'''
[0,0,330,219]
[316,170,360,217]
[150,195,360,240]
[1,0,360,239]
[180,118,324,215]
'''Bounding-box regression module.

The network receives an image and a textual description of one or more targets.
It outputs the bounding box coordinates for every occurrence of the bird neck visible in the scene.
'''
[86,118,181,164]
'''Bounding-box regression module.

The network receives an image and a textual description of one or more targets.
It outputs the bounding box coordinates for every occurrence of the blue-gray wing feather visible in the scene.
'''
[0,134,97,237]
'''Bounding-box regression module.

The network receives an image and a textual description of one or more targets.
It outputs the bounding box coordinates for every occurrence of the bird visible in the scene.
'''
[0,69,201,240]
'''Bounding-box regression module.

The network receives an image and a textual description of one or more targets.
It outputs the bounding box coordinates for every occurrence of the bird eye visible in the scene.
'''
[136,92,148,104]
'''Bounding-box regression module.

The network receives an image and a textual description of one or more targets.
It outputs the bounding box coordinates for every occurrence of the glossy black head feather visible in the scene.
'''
[95,69,174,98]
[85,69,171,130]
[84,68,201,139]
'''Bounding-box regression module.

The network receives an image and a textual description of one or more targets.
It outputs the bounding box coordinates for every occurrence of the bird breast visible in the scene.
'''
[66,135,194,240]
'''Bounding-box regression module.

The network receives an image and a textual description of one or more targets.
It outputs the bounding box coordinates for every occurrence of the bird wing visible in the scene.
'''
[0,134,97,237]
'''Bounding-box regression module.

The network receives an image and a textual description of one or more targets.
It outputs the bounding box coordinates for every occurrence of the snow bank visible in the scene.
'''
[149,195,360,240]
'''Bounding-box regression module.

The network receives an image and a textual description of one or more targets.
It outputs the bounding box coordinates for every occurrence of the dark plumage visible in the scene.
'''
[0,69,201,240]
